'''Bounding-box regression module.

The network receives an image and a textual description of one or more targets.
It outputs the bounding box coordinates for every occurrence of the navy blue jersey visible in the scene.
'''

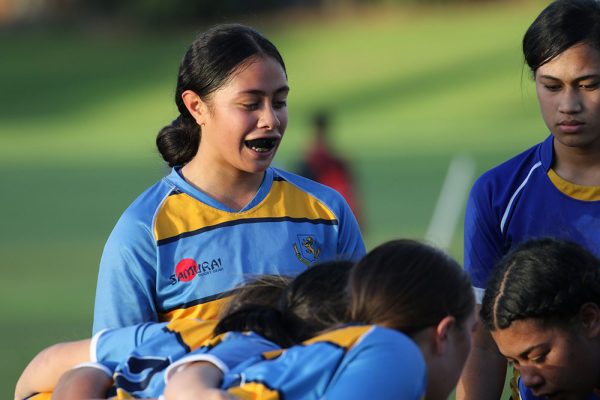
[465,135,600,302]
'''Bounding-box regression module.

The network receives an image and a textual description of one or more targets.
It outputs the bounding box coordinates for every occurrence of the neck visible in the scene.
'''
[181,159,265,211]
[553,141,600,186]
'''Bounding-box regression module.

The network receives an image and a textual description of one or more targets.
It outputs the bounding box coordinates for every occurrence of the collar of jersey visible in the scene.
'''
[165,167,274,212]
[547,168,600,201]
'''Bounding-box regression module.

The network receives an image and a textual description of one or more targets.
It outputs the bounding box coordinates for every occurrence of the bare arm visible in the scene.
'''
[164,361,236,400]
[52,365,112,400]
[456,306,507,400]
[15,339,92,400]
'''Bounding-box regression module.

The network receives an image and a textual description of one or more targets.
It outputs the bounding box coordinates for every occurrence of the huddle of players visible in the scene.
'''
[15,0,600,397]
[17,237,600,400]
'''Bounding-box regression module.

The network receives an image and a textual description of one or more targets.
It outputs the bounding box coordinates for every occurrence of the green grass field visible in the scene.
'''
[2,1,548,397]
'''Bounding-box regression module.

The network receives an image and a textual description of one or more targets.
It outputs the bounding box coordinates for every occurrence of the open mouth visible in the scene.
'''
[245,138,278,153]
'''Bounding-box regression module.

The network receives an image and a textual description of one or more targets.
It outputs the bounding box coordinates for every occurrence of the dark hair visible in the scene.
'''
[350,239,474,336]
[481,238,600,331]
[523,0,600,74]
[214,275,294,347]
[215,261,353,346]
[156,24,286,167]
[280,260,353,341]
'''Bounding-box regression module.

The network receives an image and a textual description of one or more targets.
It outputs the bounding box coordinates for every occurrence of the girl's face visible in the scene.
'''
[196,56,289,176]
[535,43,600,154]
[491,318,600,400]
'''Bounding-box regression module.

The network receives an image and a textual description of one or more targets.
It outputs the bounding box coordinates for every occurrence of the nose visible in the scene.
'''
[519,365,545,390]
[258,104,280,131]
[558,87,583,114]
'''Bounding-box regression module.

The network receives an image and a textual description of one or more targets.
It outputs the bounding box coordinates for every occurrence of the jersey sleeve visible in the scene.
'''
[324,329,427,400]
[165,332,280,382]
[335,195,366,261]
[464,175,504,303]
[92,322,168,369]
[92,212,158,333]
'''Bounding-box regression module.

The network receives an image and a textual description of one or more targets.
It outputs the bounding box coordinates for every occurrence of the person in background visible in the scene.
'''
[298,111,363,226]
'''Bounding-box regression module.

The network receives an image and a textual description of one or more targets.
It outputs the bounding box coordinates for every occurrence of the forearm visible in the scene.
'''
[456,322,507,400]
[15,340,91,400]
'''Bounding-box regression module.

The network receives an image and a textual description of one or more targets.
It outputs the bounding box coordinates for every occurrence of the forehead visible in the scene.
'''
[491,319,568,357]
[536,43,600,80]
[221,56,288,94]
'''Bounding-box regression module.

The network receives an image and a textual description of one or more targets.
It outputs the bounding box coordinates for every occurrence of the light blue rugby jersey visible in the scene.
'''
[465,135,600,302]
[222,325,427,400]
[93,167,365,333]
[92,318,278,398]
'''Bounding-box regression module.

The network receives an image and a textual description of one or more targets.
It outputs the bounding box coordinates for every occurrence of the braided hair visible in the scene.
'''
[481,238,600,331]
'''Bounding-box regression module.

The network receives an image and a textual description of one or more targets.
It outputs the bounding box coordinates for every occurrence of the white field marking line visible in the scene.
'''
[425,154,476,250]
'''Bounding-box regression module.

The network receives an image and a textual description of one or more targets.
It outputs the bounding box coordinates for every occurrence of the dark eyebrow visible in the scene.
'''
[518,344,545,359]
[239,86,290,96]
[538,74,600,82]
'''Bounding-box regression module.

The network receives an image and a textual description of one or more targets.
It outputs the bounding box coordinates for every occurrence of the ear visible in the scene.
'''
[578,303,600,339]
[181,90,209,126]
[433,316,456,355]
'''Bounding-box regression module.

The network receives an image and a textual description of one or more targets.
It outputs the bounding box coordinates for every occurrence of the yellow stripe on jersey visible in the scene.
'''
[154,180,337,242]
[115,388,135,399]
[303,325,373,350]
[548,169,600,201]
[228,382,281,400]
[160,295,232,323]
[26,394,52,400]
[164,319,218,350]
[261,348,284,360]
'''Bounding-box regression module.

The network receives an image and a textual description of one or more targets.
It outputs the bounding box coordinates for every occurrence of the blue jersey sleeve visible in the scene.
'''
[335,194,366,261]
[93,211,158,333]
[203,332,280,371]
[93,322,168,370]
[324,328,427,400]
[464,174,504,302]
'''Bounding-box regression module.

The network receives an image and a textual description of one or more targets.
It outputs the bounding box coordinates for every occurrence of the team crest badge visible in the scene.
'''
[293,234,321,266]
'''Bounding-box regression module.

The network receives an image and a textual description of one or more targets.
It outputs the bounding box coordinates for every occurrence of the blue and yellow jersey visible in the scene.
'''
[93,319,278,399]
[93,167,365,333]
[222,325,427,400]
[465,135,600,302]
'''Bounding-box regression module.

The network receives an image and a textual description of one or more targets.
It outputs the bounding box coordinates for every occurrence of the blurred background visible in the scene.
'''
[1,0,548,397]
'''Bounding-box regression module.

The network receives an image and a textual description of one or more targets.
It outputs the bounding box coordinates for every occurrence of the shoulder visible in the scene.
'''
[271,168,350,212]
[470,141,545,203]
[114,176,178,232]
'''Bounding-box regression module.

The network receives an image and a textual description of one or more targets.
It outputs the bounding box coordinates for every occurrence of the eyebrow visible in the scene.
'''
[239,86,290,96]
[538,74,600,82]
[517,344,545,359]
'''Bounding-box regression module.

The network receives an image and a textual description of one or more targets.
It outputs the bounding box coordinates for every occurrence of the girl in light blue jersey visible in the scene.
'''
[92,24,365,333]
[482,238,600,400]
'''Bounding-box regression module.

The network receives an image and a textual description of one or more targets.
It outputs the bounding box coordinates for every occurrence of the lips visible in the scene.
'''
[557,120,585,133]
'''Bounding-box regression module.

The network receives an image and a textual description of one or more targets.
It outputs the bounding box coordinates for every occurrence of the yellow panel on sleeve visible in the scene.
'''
[303,325,373,350]
[228,382,281,400]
